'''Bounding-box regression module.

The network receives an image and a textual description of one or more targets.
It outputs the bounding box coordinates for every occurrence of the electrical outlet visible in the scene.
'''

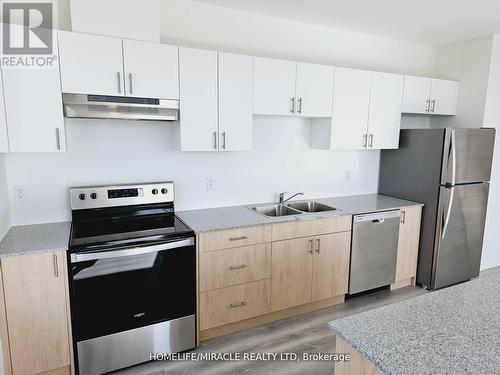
[344,170,351,183]
[14,185,25,202]
[207,177,216,190]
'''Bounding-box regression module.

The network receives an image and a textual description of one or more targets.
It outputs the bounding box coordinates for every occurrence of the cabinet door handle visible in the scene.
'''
[308,239,313,255]
[315,238,320,254]
[363,134,368,148]
[229,235,248,241]
[117,72,122,94]
[431,99,436,113]
[369,134,374,148]
[128,73,133,94]
[53,253,59,277]
[221,131,226,150]
[229,301,247,309]
[298,97,303,114]
[425,99,430,112]
[401,210,406,224]
[55,128,61,150]
[212,131,217,150]
[229,264,247,271]
[290,97,295,114]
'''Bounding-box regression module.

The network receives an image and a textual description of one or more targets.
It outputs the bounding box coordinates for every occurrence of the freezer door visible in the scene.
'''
[433,183,489,289]
[441,128,495,185]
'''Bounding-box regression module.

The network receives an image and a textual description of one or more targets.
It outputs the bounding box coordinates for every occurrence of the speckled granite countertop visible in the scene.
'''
[0,222,71,258]
[177,194,422,232]
[328,271,500,375]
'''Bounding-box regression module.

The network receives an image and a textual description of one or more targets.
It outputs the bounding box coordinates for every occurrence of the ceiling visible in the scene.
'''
[193,0,500,45]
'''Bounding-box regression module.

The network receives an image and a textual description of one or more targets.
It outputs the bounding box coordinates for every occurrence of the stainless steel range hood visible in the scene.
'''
[63,93,179,121]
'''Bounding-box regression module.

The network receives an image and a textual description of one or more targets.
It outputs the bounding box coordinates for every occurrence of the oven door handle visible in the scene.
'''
[70,237,194,263]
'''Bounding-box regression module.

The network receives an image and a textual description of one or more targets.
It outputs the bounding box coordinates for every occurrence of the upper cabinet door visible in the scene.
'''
[295,62,334,117]
[2,30,65,153]
[401,75,432,114]
[368,72,404,149]
[0,69,8,153]
[218,52,253,151]
[430,79,459,115]
[179,47,218,151]
[58,31,124,95]
[253,57,297,115]
[331,68,371,150]
[122,40,179,99]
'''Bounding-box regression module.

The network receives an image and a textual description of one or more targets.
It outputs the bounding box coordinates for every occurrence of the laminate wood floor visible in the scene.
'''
[114,285,427,375]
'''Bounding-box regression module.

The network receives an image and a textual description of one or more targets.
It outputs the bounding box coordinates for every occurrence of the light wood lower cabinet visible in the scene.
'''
[312,232,351,302]
[271,237,314,312]
[392,206,422,289]
[200,279,270,330]
[199,225,272,253]
[200,243,271,292]
[271,232,351,312]
[1,251,72,375]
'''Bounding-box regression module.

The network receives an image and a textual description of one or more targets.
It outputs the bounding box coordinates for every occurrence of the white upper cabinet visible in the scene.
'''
[430,79,458,115]
[0,69,8,153]
[402,75,431,114]
[368,72,404,149]
[122,40,179,99]
[330,68,371,150]
[402,75,458,115]
[2,40,65,152]
[178,47,219,151]
[58,31,124,96]
[253,57,334,117]
[58,32,180,99]
[218,52,253,151]
[295,62,334,117]
[253,57,296,116]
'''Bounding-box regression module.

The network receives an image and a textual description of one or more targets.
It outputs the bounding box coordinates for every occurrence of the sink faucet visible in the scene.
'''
[278,192,304,205]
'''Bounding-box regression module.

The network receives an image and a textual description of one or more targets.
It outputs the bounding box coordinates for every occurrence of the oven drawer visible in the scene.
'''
[199,225,272,252]
[200,244,271,292]
[200,279,270,330]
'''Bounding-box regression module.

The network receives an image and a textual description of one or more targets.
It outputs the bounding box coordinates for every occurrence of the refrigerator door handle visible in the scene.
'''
[442,186,455,239]
[451,130,456,186]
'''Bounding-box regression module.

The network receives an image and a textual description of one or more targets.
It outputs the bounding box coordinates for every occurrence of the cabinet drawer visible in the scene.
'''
[272,216,352,241]
[200,279,270,330]
[200,244,271,292]
[199,225,272,252]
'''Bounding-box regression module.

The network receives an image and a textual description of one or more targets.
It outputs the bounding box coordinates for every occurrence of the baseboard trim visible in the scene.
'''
[200,294,345,342]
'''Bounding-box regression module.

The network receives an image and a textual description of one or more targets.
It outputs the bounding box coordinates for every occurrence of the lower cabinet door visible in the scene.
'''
[200,279,270,330]
[271,237,313,312]
[1,251,71,375]
[312,232,351,302]
[395,206,422,282]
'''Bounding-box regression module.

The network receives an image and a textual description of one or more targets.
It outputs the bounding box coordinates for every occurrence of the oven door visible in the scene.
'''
[69,237,195,342]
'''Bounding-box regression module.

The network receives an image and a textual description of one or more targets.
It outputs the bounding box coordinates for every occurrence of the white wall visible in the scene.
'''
[481,34,500,270]
[431,36,493,129]
[6,118,380,224]
[0,155,10,239]
[4,0,436,225]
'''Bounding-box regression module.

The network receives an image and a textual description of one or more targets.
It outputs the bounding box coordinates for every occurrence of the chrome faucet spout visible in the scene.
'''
[278,192,304,205]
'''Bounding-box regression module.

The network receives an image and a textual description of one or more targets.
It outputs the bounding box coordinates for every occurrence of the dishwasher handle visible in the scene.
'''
[354,210,400,223]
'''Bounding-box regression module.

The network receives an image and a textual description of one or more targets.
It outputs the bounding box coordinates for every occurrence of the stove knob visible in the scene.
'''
[152,189,158,195]
[79,193,86,201]
[161,188,168,194]
[90,193,97,200]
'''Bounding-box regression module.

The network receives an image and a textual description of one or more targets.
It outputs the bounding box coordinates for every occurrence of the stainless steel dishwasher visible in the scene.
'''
[349,210,400,295]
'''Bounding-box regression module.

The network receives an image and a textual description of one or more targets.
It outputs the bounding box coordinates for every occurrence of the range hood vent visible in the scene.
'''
[63,93,179,121]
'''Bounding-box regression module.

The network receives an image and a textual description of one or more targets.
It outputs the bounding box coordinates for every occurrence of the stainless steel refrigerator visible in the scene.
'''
[379,128,495,290]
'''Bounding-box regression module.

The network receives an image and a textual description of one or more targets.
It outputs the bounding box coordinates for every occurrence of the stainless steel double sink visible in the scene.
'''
[250,201,336,218]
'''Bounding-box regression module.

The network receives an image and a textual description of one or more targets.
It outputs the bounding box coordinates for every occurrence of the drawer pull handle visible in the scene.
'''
[229,264,247,270]
[229,235,248,241]
[229,302,247,309]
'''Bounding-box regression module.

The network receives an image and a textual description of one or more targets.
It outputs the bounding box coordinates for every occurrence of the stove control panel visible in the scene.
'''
[70,182,174,210]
